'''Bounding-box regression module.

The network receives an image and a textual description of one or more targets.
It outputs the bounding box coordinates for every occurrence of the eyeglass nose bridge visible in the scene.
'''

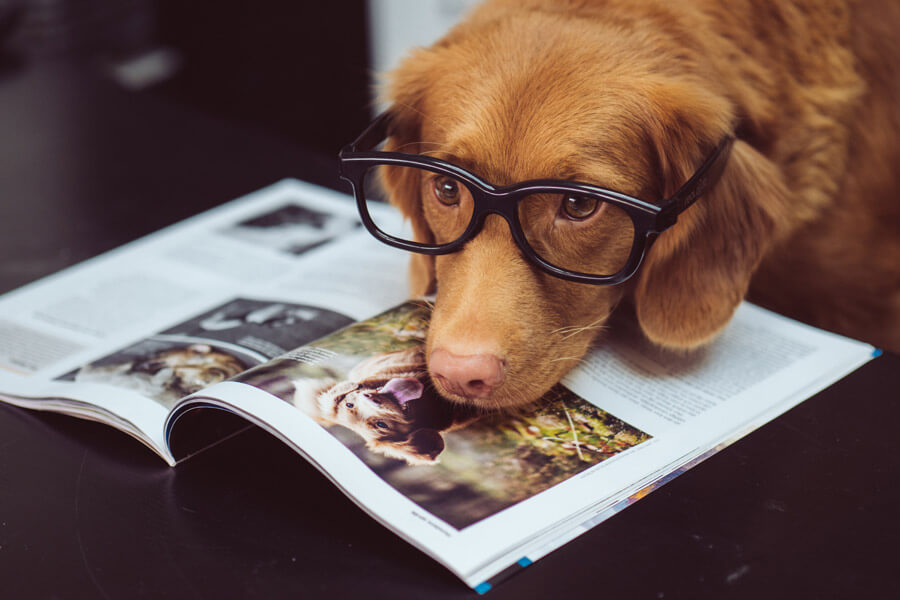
[461,187,532,250]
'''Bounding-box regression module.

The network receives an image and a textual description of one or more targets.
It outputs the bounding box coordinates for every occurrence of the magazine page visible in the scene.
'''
[463,303,877,588]
[167,300,874,589]
[0,179,410,463]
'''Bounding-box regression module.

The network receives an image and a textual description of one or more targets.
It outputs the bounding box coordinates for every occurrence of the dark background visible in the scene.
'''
[2,0,374,159]
[153,0,373,156]
[0,2,899,599]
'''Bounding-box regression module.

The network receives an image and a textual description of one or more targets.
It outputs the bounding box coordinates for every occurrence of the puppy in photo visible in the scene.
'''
[293,346,479,465]
[343,0,900,411]
[73,343,246,408]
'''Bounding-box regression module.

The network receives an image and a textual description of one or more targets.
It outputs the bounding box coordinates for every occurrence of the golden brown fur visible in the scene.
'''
[380,0,900,410]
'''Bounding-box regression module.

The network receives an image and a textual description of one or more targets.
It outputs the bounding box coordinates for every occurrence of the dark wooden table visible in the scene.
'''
[1,59,898,600]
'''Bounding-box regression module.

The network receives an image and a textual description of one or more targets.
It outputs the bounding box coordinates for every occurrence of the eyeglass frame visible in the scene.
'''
[338,110,734,285]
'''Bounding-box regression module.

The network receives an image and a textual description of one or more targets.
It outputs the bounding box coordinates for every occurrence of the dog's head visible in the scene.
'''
[317,376,451,465]
[378,6,792,410]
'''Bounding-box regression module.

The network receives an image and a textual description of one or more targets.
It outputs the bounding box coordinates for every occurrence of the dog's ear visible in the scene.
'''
[405,428,445,463]
[631,77,793,349]
[378,51,442,296]
[634,138,793,349]
[369,428,445,465]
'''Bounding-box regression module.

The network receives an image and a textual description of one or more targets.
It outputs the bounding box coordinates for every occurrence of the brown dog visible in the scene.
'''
[374,0,900,411]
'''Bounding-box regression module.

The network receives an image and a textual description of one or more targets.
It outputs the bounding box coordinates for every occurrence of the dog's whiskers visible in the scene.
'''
[418,149,454,158]
[549,355,587,365]
[561,327,606,341]
[552,317,610,341]
[551,324,591,336]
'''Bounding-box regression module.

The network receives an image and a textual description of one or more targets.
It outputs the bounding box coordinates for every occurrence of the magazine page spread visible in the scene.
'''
[0,179,411,463]
[169,300,874,589]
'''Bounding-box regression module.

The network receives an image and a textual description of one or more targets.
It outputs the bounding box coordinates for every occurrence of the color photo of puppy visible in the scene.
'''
[237,302,651,528]
[62,339,251,409]
[293,345,480,465]
[59,298,354,409]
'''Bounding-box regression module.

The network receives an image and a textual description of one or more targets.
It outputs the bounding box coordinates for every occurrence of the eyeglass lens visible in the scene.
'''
[364,165,476,244]
[517,194,635,277]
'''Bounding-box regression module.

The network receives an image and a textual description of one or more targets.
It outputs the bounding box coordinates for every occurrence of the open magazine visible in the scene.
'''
[0,180,877,591]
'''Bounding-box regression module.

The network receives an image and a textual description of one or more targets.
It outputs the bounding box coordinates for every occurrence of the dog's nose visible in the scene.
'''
[429,348,505,401]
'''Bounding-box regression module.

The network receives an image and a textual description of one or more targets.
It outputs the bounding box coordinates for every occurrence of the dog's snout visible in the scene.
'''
[430,348,506,402]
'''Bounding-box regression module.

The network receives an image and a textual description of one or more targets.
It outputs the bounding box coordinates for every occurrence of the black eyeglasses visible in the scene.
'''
[338,111,733,285]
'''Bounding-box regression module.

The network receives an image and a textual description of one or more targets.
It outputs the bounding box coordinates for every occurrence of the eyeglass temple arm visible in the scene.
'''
[344,111,393,154]
[659,135,735,227]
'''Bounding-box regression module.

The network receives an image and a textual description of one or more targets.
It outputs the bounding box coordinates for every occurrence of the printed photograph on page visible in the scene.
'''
[57,298,354,409]
[218,202,360,256]
[235,301,652,529]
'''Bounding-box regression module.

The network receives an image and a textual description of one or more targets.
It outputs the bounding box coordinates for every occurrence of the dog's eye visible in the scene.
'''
[432,176,461,206]
[561,195,599,220]
[374,420,389,429]
[345,402,354,409]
